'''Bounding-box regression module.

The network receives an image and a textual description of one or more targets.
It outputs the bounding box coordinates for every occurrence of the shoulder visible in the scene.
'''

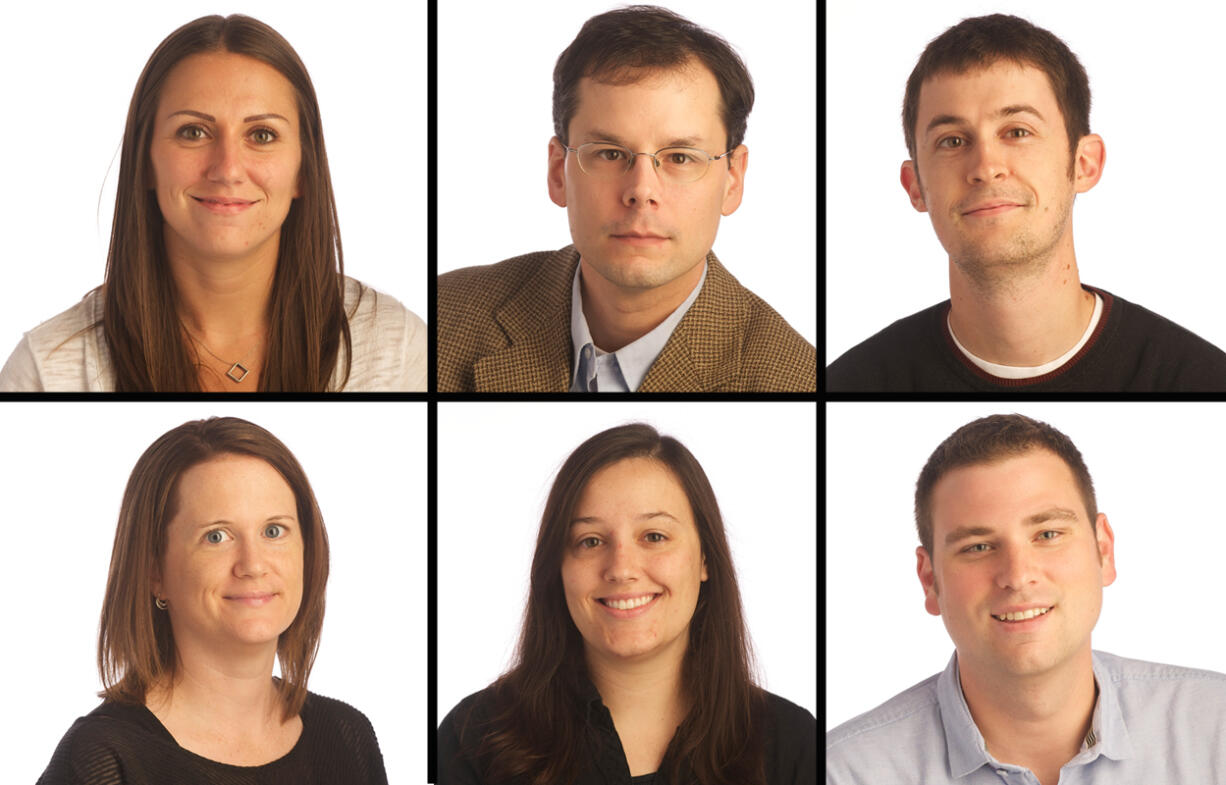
[1094,650,1226,696]
[438,686,500,785]
[302,690,380,738]
[1,290,104,392]
[1096,289,1226,389]
[711,262,817,391]
[758,691,817,785]
[438,247,577,306]
[825,671,944,779]
[825,302,950,392]
[39,701,166,782]
[340,276,426,391]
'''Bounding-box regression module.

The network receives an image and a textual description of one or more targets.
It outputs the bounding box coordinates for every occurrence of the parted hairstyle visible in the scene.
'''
[102,14,353,391]
[914,414,1099,558]
[902,14,1092,176]
[461,423,766,785]
[98,417,329,721]
[553,5,755,153]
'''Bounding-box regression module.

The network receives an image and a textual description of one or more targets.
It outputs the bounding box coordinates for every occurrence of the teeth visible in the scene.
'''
[993,606,1052,622]
[604,595,655,610]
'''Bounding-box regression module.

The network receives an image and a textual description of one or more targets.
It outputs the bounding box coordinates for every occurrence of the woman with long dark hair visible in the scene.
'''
[0,15,425,392]
[438,423,817,784]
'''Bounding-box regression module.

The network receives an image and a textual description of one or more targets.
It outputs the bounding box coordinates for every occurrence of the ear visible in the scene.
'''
[900,160,927,212]
[1095,512,1116,587]
[151,565,163,602]
[719,144,748,217]
[916,546,941,616]
[547,137,569,208]
[1073,133,1106,194]
[700,553,708,582]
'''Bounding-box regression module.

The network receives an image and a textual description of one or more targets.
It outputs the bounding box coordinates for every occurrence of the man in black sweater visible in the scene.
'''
[826,14,1226,392]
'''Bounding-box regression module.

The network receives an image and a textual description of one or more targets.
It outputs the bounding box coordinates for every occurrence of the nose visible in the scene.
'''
[602,538,640,583]
[621,153,661,208]
[995,543,1038,592]
[233,536,268,578]
[207,132,246,185]
[966,138,1010,185]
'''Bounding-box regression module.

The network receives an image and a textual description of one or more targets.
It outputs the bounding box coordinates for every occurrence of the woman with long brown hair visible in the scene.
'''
[437,423,817,784]
[0,15,425,392]
[38,417,387,782]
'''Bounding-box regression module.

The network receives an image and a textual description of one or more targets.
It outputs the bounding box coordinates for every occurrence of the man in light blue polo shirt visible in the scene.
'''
[826,414,1226,784]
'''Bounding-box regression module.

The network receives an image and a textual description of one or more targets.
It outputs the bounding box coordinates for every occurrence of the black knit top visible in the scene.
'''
[826,287,1226,392]
[37,691,387,785]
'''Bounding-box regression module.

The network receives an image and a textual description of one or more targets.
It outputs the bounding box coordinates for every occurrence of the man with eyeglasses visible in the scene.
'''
[437,5,816,392]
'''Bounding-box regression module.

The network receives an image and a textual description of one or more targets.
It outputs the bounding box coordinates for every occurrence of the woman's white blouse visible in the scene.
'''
[0,277,426,392]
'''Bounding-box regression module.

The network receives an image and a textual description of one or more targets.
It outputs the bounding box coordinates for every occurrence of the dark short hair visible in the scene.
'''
[915,414,1098,557]
[902,14,1091,171]
[98,417,329,721]
[552,5,754,151]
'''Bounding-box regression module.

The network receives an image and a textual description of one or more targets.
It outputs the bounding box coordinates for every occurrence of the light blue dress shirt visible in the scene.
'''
[826,650,1226,784]
[569,259,707,392]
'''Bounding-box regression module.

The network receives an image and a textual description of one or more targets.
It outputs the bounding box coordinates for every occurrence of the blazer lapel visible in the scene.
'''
[639,252,746,392]
[472,247,578,392]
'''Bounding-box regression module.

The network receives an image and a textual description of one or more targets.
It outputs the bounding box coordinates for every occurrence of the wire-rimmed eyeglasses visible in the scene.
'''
[563,142,734,184]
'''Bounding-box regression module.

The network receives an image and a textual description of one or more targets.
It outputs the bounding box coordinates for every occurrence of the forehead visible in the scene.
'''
[930,449,1082,531]
[157,50,298,117]
[918,61,1060,129]
[569,63,724,144]
[173,454,294,513]
[573,457,693,521]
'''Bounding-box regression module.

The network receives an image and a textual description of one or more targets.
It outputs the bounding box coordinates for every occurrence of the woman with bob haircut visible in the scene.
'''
[39,417,387,783]
[437,423,817,785]
[0,15,425,392]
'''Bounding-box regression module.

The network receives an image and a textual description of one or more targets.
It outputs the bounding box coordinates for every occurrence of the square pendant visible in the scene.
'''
[226,362,250,383]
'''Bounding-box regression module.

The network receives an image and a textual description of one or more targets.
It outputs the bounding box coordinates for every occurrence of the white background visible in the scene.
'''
[826,402,1226,731]
[825,2,1226,364]
[438,0,817,346]
[0,2,427,362]
[0,401,426,783]
[437,401,818,724]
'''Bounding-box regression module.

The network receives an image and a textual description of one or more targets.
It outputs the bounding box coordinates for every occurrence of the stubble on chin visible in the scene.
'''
[945,194,1074,298]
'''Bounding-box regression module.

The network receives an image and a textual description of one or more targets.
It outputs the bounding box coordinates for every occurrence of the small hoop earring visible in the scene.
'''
[155,597,168,610]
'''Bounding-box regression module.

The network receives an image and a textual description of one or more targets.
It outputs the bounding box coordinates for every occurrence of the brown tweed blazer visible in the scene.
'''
[437,245,816,392]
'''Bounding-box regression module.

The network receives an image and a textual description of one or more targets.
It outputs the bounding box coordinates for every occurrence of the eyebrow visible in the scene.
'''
[194,514,297,529]
[924,104,1046,140]
[569,511,681,526]
[168,110,291,124]
[943,506,1079,546]
[583,128,705,149]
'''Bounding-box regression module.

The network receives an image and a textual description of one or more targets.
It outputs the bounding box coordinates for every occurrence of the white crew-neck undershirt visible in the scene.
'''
[947,292,1103,379]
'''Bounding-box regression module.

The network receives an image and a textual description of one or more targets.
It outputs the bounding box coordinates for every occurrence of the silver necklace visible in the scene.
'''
[187,330,258,383]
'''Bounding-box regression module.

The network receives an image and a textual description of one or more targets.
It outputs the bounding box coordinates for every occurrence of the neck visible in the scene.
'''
[165,235,278,345]
[578,257,704,352]
[947,242,1094,367]
[957,648,1096,774]
[585,644,688,723]
[148,639,283,728]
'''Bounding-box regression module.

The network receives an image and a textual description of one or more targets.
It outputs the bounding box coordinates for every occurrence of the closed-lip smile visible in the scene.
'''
[963,200,1022,216]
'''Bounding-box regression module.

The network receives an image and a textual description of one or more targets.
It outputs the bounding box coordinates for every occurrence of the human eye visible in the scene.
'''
[1037,530,1063,542]
[1006,127,1032,139]
[176,124,209,142]
[962,542,990,554]
[593,145,626,162]
[264,523,287,539]
[577,535,603,549]
[663,149,701,166]
[644,531,669,544]
[250,127,278,145]
[203,528,230,545]
[937,135,965,149]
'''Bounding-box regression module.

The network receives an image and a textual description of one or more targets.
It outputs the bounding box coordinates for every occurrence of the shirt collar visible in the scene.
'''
[937,650,1135,778]
[569,258,707,392]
